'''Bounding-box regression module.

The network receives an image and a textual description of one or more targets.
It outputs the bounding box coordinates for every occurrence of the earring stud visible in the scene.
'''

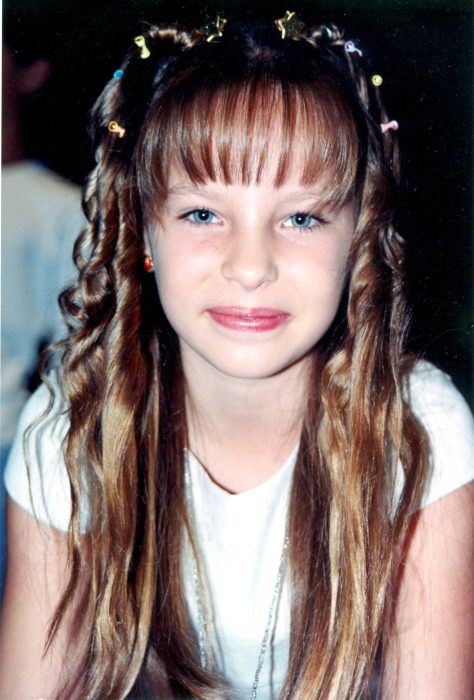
[143,255,154,273]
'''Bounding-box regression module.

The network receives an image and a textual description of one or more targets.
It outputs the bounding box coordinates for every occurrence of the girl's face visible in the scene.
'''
[148,164,355,385]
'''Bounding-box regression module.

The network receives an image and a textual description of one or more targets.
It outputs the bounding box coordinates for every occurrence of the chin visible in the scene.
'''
[196,346,313,382]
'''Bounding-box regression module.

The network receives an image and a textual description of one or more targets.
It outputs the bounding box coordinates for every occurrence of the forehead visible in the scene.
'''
[138,74,364,213]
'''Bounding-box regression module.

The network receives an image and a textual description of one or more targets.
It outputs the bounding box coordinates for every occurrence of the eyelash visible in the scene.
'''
[282,212,328,232]
[180,209,329,232]
[181,208,219,225]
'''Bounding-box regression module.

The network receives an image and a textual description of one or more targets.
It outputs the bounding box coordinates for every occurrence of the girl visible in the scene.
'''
[1,13,473,700]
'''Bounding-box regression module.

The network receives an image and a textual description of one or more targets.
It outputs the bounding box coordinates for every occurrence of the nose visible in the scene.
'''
[221,230,278,290]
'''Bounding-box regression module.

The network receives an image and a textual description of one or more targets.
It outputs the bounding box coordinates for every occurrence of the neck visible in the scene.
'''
[184,358,311,493]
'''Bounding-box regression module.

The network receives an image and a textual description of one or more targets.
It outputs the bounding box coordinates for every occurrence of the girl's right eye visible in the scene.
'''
[184,209,218,225]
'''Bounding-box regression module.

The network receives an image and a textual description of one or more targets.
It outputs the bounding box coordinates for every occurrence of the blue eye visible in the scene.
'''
[282,211,328,232]
[188,209,216,224]
[288,213,317,228]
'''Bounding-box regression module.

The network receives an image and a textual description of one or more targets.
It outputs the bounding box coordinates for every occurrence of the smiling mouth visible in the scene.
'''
[207,307,291,332]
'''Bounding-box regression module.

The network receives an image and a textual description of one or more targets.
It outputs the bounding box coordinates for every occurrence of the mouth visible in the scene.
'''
[207,307,291,332]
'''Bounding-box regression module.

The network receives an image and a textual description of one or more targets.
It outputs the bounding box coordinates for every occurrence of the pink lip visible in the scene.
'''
[207,307,290,332]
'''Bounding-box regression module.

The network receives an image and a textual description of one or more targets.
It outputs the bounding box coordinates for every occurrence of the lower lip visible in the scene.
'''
[207,308,290,332]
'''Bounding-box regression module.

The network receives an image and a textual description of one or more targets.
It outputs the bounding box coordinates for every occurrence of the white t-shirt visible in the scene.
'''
[183,447,295,698]
[4,361,474,698]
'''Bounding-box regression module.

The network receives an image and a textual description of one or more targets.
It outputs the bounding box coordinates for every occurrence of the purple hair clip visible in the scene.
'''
[344,40,362,57]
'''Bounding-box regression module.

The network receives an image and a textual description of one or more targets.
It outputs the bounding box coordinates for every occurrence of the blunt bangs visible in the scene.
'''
[137,67,364,215]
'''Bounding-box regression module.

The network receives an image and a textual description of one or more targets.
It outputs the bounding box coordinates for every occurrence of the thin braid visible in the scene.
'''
[307,23,400,175]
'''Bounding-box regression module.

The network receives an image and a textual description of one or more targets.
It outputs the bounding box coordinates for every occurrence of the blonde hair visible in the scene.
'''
[46,18,427,698]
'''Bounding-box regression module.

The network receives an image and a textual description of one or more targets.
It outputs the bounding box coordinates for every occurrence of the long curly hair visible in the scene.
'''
[47,16,427,699]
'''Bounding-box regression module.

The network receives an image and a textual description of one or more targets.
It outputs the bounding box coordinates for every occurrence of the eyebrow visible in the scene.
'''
[165,180,346,211]
[166,183,327,199]
[166,183,225,199]
[280,190,324,202]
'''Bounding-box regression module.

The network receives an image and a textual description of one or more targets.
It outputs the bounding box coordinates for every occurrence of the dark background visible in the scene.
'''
[4,0,473,404]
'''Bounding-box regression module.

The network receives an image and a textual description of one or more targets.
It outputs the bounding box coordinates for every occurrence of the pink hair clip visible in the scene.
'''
[380,120,399,133]
[344,40,362,57]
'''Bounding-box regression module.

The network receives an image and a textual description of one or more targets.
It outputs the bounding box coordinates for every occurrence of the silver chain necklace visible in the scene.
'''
[184,461,289,700]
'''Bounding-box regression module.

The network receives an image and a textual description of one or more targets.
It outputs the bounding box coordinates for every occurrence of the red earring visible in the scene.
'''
[143,255,154,273]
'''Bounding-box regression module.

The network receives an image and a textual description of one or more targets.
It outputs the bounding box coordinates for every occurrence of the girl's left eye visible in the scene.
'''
[283,213,322,230]
[184,209,218,225]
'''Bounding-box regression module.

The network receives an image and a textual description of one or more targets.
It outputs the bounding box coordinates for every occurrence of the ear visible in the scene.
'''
[17,58,50,96]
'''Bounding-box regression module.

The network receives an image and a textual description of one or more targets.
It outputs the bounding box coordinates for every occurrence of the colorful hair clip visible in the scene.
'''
[371,74,383,87]
[108,120,126,138]
[199,13,227,42]
[381,120,399,133]
[275,10,305,40]
[113,69,124,80]
[344,40,362,57]
[134,35,151,59]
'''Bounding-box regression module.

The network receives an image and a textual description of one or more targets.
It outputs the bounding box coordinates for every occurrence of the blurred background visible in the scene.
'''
[3,0,473,404]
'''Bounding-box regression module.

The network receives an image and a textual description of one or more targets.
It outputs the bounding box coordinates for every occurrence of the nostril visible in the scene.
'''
[221,242,278,289]
[221,260,278,289]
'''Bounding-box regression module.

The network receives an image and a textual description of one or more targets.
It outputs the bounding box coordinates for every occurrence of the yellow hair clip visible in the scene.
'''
[108,120,126,138]
[275,10,304,40]
[134,35,151,59]
[200,14,227,43]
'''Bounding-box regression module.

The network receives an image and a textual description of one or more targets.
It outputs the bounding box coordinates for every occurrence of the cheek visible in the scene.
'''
[152,235,187,292]
[151,241,178,318]
[152,241,210,327]
[153,267,188,339]
[153,231,216,276]
[153,258,185,311]
[290,237,350,295]
[318,232,352,273]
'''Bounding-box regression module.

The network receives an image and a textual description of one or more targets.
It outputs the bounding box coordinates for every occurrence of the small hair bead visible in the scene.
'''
[371,74,383,87]
[113,69,124,80]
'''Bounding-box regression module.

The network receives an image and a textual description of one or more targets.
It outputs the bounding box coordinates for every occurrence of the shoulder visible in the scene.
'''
[407,360,470,416]
[2,161,84,248]
[3,378,86,532]
[406,360,474,509]
[2,161,81,202]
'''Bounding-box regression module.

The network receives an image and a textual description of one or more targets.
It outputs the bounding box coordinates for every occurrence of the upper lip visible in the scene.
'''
[207,307,289,318]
